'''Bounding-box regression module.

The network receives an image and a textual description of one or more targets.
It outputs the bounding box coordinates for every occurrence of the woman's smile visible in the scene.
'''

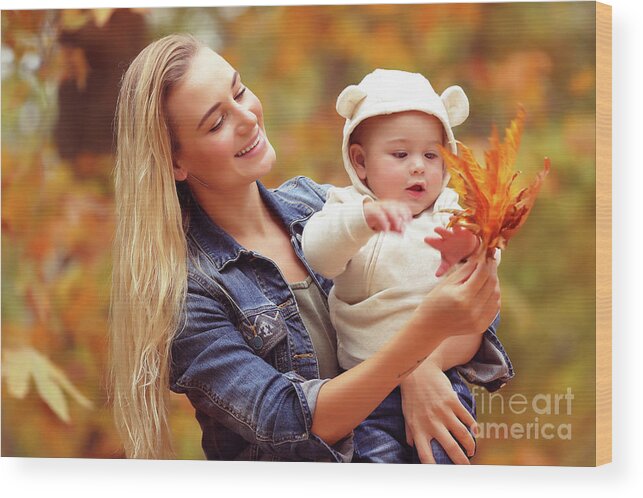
[235,130,264,158]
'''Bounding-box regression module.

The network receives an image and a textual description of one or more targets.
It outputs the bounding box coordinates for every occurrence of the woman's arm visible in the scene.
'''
[425,335,484,372]
[311,252,500,445]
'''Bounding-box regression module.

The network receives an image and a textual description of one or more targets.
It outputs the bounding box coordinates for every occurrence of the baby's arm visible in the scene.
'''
[302,188,411,279]
[362,200,411,233]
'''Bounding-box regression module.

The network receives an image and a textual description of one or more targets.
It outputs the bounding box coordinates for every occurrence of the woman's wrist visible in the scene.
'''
[425,353,445,372]
[380,316,448,380]
[403,354,443,383]
[406,302,455,346]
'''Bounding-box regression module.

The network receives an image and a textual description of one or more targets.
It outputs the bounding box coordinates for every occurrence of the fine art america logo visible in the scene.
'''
[471,387,574,440]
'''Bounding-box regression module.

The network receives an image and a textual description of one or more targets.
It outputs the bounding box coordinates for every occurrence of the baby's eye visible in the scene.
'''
[425,152,439,160]
[234,87,247,100]
[392,152,407,159]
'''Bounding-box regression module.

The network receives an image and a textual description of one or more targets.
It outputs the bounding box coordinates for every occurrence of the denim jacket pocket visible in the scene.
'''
[238,308,289,358]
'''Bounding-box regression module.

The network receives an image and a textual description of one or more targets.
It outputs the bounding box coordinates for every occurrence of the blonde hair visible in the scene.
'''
[110,33,204,459]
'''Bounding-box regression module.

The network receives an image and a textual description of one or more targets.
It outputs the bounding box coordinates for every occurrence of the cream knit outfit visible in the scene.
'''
[303,185,463,369]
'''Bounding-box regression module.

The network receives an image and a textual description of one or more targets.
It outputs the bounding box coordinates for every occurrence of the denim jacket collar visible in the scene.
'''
[186,180,315,271]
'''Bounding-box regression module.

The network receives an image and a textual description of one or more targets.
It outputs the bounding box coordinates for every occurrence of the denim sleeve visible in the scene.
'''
[455,313,515,392]
[297,176,333,204]
[170,275,353,462]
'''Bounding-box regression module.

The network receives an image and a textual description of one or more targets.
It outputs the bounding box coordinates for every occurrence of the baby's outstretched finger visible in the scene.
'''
[371,210,390,232]
[433,226,451,238]
[424,235,442,250]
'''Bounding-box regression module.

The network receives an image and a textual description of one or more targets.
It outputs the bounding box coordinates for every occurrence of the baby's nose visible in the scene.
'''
[410,161,425,174]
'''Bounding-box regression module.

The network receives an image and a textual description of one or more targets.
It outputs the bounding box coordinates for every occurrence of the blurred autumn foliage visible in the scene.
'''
[2,4,598,464]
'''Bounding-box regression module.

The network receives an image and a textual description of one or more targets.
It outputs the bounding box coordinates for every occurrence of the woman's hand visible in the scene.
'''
[400,359,476,464]
[412,249,500,340]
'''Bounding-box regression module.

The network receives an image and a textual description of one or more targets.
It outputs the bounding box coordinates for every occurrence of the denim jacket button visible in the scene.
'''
[250,336,264,350]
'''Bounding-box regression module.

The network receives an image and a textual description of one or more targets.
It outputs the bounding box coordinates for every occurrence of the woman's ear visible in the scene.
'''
[173,159,188,182]
[441,85,469,127]
[349,143,368,181]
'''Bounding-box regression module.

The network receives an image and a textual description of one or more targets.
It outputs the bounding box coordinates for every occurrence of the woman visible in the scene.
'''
[110,33,512,462]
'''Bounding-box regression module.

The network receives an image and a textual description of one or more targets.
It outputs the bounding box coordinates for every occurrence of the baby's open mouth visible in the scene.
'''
[406,184,425,192]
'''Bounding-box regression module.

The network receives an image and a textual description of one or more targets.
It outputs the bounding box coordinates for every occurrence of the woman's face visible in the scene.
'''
[167,47,276,192]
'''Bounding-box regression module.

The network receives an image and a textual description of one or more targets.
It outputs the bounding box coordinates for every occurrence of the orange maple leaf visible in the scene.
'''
[439,107,550,258]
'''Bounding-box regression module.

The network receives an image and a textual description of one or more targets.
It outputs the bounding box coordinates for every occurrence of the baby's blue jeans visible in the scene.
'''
[352,368,476,464]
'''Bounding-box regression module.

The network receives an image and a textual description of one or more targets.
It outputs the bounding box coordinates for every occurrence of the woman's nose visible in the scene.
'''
[235,105,258,134]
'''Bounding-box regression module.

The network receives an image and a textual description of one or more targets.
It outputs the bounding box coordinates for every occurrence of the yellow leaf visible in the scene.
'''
[32,358,71,423]
[1,347,93,423]
[2,350,31,399]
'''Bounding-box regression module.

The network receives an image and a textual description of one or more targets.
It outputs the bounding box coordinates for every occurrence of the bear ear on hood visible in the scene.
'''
[441,85,469,127]
[336,85,368,119]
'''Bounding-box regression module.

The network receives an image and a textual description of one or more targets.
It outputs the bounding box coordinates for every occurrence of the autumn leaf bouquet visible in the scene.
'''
[439,108,550,259]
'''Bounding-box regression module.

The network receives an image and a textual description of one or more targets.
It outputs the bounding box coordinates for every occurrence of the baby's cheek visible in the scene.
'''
[379,168,406,189]
[429,167,444,185]
[425,170,445,205]
[368,174,400,200]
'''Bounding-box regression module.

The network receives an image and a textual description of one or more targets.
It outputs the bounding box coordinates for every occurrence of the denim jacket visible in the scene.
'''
[169,176,514,462]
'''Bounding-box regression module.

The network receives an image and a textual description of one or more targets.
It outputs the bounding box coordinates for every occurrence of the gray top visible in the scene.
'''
[289,276,340,379]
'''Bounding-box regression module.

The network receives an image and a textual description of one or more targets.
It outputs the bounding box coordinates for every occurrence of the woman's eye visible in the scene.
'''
[392,152,407,159]
[208,88,246,133]
[234,87,247,100]
[209,115,225,133]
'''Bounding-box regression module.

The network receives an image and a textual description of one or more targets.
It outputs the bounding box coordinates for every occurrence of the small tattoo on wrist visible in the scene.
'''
[398,355,428,378]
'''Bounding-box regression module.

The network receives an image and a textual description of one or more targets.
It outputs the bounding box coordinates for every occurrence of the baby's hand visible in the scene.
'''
[363,200,412,233]
[425,226,480,277]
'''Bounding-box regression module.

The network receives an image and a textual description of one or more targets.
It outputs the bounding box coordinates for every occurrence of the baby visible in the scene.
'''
[302,69,497,463]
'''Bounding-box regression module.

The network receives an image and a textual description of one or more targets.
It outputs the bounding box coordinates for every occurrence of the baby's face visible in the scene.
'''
[350,111,445,216]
